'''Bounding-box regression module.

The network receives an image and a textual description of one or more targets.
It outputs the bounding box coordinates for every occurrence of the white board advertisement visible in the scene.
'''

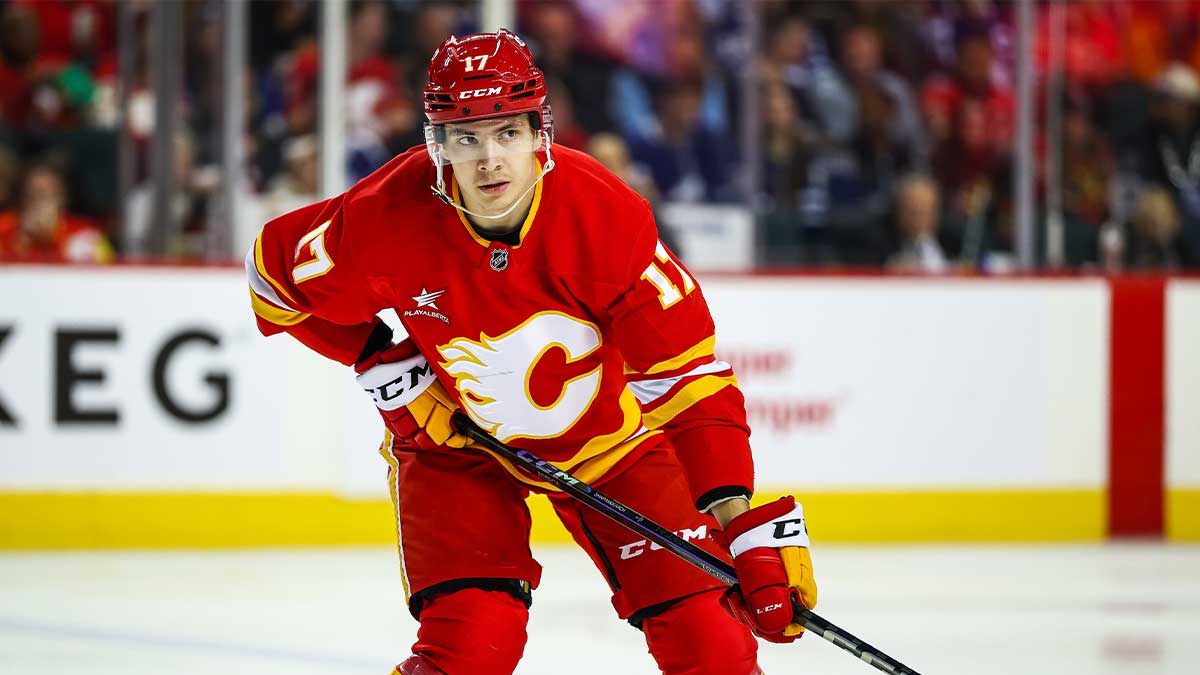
[2,268,1109,496]
[702,278,1109,489]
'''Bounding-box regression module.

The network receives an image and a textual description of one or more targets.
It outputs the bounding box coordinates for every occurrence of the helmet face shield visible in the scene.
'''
[425,114,546,167]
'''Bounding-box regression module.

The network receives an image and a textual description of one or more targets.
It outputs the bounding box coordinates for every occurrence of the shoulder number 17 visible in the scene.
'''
[641,241,696,309]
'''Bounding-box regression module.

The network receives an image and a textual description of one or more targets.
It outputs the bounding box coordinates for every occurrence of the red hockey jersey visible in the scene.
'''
[246,144,753,506]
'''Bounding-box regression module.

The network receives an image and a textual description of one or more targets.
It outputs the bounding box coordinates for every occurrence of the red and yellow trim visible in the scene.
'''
[248,287,310,326]
[378,432,412,600]
[627,336,717,377]
[641,374,739,429]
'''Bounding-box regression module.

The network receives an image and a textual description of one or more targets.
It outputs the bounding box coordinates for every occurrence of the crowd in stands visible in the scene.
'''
[0,0,117,262]
[2,0,1200,272]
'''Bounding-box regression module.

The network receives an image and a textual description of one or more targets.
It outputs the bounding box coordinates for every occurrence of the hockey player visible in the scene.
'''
[247,29,817,675]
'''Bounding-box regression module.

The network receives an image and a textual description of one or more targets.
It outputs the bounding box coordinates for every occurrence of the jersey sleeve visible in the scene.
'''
[600,205,754,512]
[246,194,390,365]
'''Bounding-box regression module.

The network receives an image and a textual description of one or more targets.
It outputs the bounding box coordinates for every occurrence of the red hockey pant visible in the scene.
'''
[382,440,759,674]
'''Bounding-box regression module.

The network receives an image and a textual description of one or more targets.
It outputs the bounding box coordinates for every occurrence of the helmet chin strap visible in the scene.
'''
[431,133,556,221]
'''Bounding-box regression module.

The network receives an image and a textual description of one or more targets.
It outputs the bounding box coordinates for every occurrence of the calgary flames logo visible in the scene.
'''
[437,312,603,442]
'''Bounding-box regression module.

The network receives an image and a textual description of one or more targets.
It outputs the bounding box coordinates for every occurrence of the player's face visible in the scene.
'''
[443,115,540,212]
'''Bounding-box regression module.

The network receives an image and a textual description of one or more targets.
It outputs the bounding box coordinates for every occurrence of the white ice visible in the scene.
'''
[1,543,1198,675]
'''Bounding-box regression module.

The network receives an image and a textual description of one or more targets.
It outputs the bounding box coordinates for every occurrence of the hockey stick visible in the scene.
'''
[451,412,923,675]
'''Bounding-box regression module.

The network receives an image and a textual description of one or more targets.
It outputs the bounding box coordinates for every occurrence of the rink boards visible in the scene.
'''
[0,266,1196,546]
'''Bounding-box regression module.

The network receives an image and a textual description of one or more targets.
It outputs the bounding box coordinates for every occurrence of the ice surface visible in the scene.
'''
[1,543,1197,674]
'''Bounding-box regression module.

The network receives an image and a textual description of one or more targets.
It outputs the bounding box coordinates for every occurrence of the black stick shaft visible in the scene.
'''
[451,413,923,675]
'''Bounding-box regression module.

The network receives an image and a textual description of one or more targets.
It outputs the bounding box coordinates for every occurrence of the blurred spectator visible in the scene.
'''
[885,174,948,273]
[261,134,319,223]
[545,78,590,151]
[0,160,112,263]
[922,28,1014,223]
[0,146,19,211]
[759,13,852,144]
[0,1,47,129]
[346,0,406,181]
[587,132,661,206]
[125,130,217,257]
[625,78,735,202]
[837,24,925,167]
[0,1,113,135]
[610,25,729,144]
[1137,63,1200,265]
[1128,187,1185,269]
[1062,92,1113,229]
[1034,0,1122,90]
[1121,0,1200,85]
[16,0,114,70]
[1056,92,1111,266]
[586,131,679,254]
[249,1,317,73]
[760,82,819,211]
[921,0,1015,88]
[522,1,616,135]
[798,1,914,76]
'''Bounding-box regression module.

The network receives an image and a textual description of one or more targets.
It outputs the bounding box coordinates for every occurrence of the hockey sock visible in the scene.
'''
[409,587,528,675]
[641,589,760,675]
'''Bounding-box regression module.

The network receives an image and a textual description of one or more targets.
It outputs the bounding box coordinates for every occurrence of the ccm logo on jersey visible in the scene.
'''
[619,525,708,560]
[756,603,784,615]
[458,87,503,100]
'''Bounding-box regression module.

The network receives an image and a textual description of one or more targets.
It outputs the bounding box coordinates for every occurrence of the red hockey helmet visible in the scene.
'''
[424,29,551,132]
[422,29,557,218]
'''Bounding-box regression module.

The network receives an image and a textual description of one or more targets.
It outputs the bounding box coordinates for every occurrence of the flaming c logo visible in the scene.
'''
[437,312,602,442]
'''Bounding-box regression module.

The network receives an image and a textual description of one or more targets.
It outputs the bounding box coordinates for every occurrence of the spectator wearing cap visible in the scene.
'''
[0,160,111,263]
[1137,63,1200,266]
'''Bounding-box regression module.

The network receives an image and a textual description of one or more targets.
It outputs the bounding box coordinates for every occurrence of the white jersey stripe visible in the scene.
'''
[245,245,300,312]
[627,360,733,405]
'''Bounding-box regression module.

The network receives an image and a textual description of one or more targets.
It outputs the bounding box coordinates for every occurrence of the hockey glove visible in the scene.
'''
[715,496,817,643]
[355,340,469,450]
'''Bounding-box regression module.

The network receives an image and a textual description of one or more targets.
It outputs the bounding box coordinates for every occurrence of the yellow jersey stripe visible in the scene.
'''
[640,336,717,376]
[377,432,412,601]
[641,374,739,429]
[572,388,644,460]
[248,287,310,326]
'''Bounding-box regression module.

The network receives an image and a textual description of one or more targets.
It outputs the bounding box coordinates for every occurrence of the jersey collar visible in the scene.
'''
[450,157,544,250]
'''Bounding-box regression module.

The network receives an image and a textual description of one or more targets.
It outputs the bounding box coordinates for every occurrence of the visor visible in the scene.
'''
[425,119,545,165]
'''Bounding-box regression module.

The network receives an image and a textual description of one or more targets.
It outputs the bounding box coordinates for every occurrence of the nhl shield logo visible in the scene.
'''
[489,248,509,272]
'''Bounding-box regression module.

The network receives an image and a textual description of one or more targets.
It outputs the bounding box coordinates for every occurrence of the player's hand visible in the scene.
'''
[355,340,468,450]
[715,496,817,643]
